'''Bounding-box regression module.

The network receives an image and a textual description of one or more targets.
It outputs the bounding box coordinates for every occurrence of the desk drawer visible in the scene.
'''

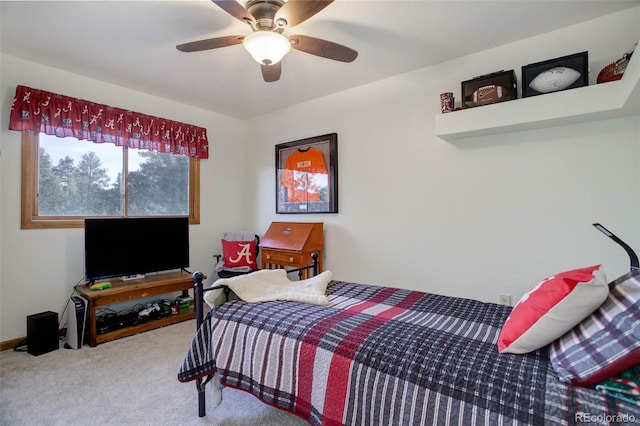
[263,250,304,266]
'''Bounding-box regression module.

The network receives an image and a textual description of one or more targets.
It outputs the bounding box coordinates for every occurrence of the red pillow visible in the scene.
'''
[221,239,257,270]
[497,265,608,354]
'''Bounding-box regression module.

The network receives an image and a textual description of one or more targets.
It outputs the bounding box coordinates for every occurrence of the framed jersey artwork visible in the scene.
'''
[275,133,338,214]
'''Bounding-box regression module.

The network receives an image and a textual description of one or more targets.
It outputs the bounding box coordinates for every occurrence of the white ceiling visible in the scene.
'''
[1,1,637,119]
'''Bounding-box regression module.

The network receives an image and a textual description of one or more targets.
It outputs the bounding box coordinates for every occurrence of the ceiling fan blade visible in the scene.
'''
[261,63,281,82]
[176,35,244,52]
[211,0,255,24]
[275,0,333,28]
[289,35,357,63]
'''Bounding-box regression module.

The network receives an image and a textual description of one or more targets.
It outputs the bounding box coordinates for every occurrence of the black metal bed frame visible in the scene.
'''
[593,223,639,272]
[190,252,320,417]
[187,223,638,418]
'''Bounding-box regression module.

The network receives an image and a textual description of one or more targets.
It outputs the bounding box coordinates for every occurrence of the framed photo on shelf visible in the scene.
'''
[522,51,588,97]
[275,133,338,214]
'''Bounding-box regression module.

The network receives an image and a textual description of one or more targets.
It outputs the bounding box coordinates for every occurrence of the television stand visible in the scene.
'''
[75,271,196,347]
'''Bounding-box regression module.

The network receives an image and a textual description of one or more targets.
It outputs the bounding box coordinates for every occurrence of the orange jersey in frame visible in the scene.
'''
[284,148,328,174]
[281,148,328,203]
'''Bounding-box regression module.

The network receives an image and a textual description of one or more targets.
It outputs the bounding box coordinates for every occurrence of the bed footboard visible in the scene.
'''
[191,270,208,417]
[191,252,319,417]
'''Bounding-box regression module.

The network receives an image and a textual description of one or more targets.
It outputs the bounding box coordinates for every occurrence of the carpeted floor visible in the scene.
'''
[0,319,307,425]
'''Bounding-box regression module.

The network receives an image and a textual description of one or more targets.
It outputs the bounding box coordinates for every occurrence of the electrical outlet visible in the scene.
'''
[499,294,512,306]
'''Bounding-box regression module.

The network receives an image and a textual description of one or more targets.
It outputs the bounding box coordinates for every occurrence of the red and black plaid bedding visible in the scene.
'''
[178,280,640,425]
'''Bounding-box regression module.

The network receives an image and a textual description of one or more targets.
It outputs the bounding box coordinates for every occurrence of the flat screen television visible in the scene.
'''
[84,217,189,282]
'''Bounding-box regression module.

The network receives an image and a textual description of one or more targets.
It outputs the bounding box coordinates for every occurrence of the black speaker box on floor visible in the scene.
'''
[27,311,59,356]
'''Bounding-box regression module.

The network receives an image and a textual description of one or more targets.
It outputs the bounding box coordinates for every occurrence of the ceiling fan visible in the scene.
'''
[176,0,358,82]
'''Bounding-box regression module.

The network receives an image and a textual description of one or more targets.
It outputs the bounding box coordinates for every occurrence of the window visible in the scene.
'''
[21,132,200,229]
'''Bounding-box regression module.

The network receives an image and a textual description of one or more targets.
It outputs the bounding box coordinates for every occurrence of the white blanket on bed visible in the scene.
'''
[204,269,332,308]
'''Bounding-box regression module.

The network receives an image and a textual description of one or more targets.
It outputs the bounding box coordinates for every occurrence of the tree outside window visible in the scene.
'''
[22,132,200,229]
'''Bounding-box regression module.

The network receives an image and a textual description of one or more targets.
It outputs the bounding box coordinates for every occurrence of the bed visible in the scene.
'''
[179,238,640,425]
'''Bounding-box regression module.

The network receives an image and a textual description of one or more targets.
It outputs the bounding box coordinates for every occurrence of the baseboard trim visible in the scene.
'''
[0,337,25,351]
[1,328,67,351]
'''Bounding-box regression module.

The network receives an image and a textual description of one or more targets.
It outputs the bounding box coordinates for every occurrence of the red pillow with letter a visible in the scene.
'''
[221,239,257,269]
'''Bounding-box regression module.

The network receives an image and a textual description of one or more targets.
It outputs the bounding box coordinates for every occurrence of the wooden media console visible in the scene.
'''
[75,271,195,347]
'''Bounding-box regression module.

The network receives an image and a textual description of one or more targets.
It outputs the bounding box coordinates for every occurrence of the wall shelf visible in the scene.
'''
[435,42,640,141]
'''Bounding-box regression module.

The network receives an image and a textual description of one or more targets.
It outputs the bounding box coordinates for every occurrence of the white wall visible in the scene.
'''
[244,8,640,302]
[1,7,639,342]
[0,54,246,341]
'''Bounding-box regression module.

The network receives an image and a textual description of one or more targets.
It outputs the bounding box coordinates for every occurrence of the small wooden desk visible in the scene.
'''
[260,222,323,278]
[75,271,195,347]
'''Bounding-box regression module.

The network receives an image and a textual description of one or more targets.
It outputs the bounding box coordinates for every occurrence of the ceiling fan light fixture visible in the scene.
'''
[243,30,291,65]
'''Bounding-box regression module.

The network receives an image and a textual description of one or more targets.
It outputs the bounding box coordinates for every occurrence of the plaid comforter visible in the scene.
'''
[179,280,640,425]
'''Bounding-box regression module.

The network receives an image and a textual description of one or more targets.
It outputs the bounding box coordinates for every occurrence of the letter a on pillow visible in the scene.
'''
[221,239,257,269]
[498,265,608,354]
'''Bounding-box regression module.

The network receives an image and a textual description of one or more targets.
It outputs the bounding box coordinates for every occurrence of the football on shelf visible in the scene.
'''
[472,85,509,105]
[597,61,625,84]
[529,67,581,94]
[597,43,636,84]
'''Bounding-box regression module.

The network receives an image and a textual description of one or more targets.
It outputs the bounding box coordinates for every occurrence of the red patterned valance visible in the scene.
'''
[9,85,209,159]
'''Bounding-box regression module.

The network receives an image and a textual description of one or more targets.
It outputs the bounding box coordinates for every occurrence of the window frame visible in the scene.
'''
[21,131,200,229]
